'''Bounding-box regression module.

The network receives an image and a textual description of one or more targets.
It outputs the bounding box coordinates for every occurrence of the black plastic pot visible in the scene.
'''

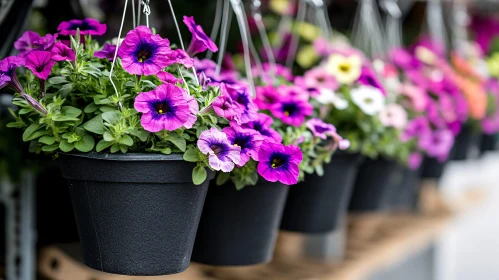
[389,167,421,212]
[349,157,404,212]
[452,125,481,161]
[420,156,447,180]
[480,133,497,155]
[60,153,213,276]
[280,153,363,233]
[191,180,288,266]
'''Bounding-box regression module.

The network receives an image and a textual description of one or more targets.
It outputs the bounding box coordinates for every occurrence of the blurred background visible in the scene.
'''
[1,0,499,279]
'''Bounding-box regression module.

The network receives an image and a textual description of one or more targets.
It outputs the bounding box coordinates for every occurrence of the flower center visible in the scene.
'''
[270,155,287,169]
[282,103,298,117]
[339,63,351,73]
[154,102,170,114]
[233,134,251,149]
[137,50,151,63]
[364,98,373,104]
[314,125,329,134]
[210,144,225,155]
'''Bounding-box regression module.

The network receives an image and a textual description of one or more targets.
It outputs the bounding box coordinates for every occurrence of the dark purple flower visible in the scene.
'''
[94,43,117,61]
[242,113,282,143]
[0,56,25,92]
[257,142,303,185]
[118,26,172,76]
[168,49,194,68]
[198,72,210,90]
[270,97,313,127]
[134,83,197,132]
[223,126,264,166]
[57,18,107,36]
[198,128,241,172]
[213,84,243,120]
[358,66,386,95]
[51,41,75,61]
[225,84,258,124]
[157,71,182,85]
[14,31,57,57]
[24,51,56,80]
[183,16,218,56]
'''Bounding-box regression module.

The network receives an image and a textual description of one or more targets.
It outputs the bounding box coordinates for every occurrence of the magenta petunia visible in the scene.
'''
[167,49,194,68]
[270,97,313,127]
[223,126,264,166]
[0,56,25,92]
[213,84,243,120]
[306,118,336,140]
[24,51,56,80]
[157,71,182,85]
[295,68,338,94]
[118,26,172,76]
[183,16,218,56]
[278,85,310,101]
[134,83,196,132]
[401,116,431,142]
[242,113,282,143]
[255,85,281,110]
[358,66,386,95]
[57,18,107,36]
[419,129,454,162]
[14,31,57,57]
[408,152,423,170]
[224,84,258,124]
[257,142,303,185]
[182,89,199,129]
[51,41,75,61]
[94,43,117,61]
[198,128,241,172]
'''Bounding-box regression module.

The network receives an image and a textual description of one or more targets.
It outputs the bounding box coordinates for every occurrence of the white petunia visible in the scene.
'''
[325,54,362,84]
[316,89,349,110]
[351,86,385,115]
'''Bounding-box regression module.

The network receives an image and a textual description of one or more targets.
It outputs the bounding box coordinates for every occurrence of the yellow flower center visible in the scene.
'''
[339,63,351,73]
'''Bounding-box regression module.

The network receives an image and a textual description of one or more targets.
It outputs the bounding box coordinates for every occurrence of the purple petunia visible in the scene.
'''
[94,43,117,61]
[408,152,423,170]
[25,51,56,80]
[213,84,243,120]
[0,56,25,92]
[306,118,336,140]
[241,113,282,143]
[419,129,454,162]
[167,49,194,68]
[134,83,197,132]
[224,84,258,124]
[255,85,281,110]
[157,71,182,85]
[270,97,313,127]
[223,126,264,166]
[57,18,107,36]
[14,31,57,57]
[358,66,386,95]
[198,128,241,172]
[118,26,172,76]
[401,116,431,142]
[183,16,218,56]
[257,142,303,185]
[51,41,75,61]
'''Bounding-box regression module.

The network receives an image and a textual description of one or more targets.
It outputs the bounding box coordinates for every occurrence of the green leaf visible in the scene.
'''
[96,140,113,152]
[22,123,42,142]
[183,148,200,162]
[48,76,67,85]
[166,133,186,152]
[41,144,59,152]
[315,165,324,177]
[110,143,120,153]
[129,129,149,142]
[216,172,230,186]
[84,103,99,114]
[75,134,95,152]
[159,147,172,154]
[62,106,82,118]
[119,144,128,153]
[59,140,75,152]
[102,111,119,125]
[192,166,207,185]
[52,115,80,122]
[84,115,105,135]
[39,136,55,145]
[57,83,74,96]
[103,131,114,141]
[119,135,134,146]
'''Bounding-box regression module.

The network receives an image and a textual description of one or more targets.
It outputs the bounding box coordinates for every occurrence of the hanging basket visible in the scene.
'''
[61,153,213,276]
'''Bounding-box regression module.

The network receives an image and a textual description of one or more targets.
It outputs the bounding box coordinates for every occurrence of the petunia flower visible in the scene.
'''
[224,84,258,124]
[242,113,282,143]
[277,84,310,101]
[306,118,336,140]
[252,63,293,83]
[134,83,197,132]
[270,97,313,127]
[14,31,57,57]
[350,85,385,116]
[118,26,172,76]
[408,152,423,170]
[94,43,117,61]
[379,104,408,129]
[325,53,362,84]
[257,142,303,185]
[419,129,454,162]
[358,66,386,95]
[51,41,75,61]
[400,83,428,112]
[168,49,194,69]
[24,51,56,80]
[157,71,182,85]
[223,126,264,166]
[255,85,281,110]
[295,67,338,93]
[401,116,430,142]
[183,16,218,56]
[213,84,243,120]
[315,88,348,109]
[57,18,107,36]
[0,56,25,92]
[198,128,241,172]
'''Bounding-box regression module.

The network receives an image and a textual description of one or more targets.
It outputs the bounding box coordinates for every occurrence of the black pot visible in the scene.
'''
[420,156,447,180]
[280,153,363,233]
[60,153,213,276]
[452,125,481,161]
[480,133,497,155]
[191,180,288,266]
[389,167,420,212]
[349,157,404,212]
